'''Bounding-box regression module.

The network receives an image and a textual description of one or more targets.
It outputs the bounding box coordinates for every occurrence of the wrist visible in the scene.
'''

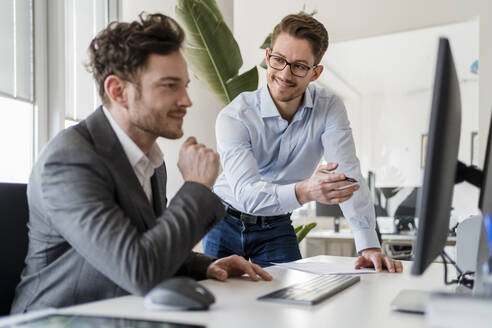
[295,180,310,205]
[184,178,213,189]
[361,247,381,255]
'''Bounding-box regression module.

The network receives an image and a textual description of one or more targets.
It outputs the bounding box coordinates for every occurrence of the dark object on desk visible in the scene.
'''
[333,217,340,233]
[0,183,29,316]
[0,313,205,328]
[144,277,215,311]
[394,187,420,233]
[257,274,360,305]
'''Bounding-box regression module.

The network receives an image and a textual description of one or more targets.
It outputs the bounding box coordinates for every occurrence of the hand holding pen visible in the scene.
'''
[294,163,360,205]
[321,169,358,186]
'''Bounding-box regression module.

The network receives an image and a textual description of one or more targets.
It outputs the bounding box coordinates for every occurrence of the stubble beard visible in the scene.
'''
[270,74,303,103]
[130,106,184,141]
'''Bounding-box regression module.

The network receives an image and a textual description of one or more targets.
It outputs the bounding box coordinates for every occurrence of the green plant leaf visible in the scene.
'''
[294,225,304,234]
[260,34,271,49]
[296,222,317,243]
[259,59,267,70]
[176,0,258,105]
[226,66,258,102]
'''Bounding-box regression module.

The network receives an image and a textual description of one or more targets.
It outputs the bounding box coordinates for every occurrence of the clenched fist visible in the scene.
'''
[178,137,220,188]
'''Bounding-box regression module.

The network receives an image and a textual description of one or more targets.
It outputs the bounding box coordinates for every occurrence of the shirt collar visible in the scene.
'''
[301,84,314,110]
[259,84,314,119]
[260,86,281,118]
[102,106,164,170]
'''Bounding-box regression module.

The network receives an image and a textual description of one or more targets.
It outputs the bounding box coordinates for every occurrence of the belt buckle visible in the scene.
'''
[240,213,258,224]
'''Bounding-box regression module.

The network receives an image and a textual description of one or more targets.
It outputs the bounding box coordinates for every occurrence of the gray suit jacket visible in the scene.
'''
[11,107,226,313]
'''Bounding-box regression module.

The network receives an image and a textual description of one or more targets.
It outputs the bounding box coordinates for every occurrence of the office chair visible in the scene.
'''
[0,183,29,316]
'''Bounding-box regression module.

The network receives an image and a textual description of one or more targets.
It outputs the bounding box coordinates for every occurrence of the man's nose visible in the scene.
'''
[278,64,295,80]
[179,89,192,107]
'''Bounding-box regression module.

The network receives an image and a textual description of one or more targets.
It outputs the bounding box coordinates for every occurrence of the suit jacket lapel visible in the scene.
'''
[83,107,157,231]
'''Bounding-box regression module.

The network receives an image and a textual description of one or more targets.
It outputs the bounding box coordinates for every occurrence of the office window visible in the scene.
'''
[0,0,33,102]
[64,0,109,123]
[0,96,33,183]
[0,0,33,183]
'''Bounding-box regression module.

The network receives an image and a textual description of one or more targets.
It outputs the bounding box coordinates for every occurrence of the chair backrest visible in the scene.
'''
[0,183,29,316]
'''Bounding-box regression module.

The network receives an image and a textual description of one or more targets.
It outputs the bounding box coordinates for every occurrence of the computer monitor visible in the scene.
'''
[315,203,343,218]
[479,114,492,213]
[411,38,462,275]
[472,114,492,294]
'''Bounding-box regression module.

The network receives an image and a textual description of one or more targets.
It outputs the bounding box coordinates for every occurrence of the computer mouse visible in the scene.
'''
[144,277,215,311]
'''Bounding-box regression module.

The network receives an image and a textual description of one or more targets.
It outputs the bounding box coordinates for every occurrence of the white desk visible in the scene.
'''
[57,256,453,328]
[303,230,456,258]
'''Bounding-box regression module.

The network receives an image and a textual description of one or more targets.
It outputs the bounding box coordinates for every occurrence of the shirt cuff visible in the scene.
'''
[352,228,381,254]
[277,183,301,213]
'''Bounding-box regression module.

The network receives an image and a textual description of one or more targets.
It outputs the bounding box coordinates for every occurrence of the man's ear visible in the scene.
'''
[104,75,128,108]
[265,48,271,66]
[310,65,324,82]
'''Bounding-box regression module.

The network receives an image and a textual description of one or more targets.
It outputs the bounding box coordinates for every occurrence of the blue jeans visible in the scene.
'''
[203,213,302,267]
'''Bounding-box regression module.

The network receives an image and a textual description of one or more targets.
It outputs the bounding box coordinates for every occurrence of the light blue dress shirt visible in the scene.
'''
[213,83,380,252]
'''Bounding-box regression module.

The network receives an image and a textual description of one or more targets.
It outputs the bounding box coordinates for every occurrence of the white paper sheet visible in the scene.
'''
[273,261,377,275]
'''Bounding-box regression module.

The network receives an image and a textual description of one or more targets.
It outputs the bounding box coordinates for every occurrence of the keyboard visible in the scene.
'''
[257,274,360,305]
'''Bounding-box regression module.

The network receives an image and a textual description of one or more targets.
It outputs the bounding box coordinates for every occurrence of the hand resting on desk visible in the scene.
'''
[355,248,403,273]
[206,255,273,281]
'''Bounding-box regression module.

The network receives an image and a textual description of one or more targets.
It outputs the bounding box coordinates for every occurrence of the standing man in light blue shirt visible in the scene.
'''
[203,14,402,273]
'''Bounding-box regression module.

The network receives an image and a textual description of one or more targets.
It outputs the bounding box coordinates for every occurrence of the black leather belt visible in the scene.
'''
[225,205,289,224]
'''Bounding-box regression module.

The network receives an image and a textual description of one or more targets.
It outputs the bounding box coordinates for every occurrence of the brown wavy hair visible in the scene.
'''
[271,14,329,65]
[86,12,185,106]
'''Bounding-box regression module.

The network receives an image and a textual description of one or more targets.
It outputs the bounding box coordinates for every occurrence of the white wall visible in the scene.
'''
[357,80,478,187]
[120,0,233,197]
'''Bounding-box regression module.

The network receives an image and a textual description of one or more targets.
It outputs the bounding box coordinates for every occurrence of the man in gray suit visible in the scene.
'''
[11,13,271,313]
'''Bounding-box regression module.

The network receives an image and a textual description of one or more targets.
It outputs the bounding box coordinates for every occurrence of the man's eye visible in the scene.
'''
[273,57,285,64]
[163,84,178,89]
[293,63,309,71]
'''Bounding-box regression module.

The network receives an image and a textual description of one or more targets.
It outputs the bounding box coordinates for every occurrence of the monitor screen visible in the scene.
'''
[411,38,462,275]
[315,202,343,218]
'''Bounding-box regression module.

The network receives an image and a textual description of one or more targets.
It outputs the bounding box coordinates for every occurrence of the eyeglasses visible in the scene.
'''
[267,51,317,78]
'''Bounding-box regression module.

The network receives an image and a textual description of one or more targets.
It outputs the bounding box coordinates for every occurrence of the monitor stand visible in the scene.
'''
[390,213,491,315]
[390,289,428,314]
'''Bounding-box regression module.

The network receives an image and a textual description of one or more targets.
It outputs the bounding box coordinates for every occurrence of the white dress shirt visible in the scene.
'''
[102,106,164,204]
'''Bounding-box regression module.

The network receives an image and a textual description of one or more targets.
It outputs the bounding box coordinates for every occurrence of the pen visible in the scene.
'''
[321,169,358,183]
